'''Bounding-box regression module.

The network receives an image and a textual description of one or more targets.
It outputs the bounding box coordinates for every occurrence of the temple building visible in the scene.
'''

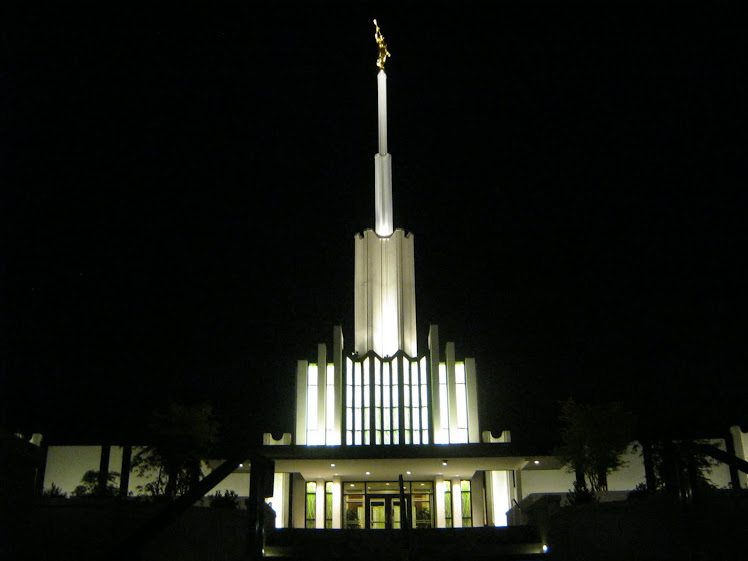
[255,21,562,531]
[32,23,740,538]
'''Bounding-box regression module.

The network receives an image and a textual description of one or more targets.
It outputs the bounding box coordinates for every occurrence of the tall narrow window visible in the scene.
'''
[354,360,363,445]
[455,363,468,443]
[307,364,319,445]
[363,358,371,445]
[346,358,353,445]
[374,363,382,444]
[420,356,430,444]
[383,361,391,445]
[325,482,333,529]
[326,364,335,444]
[403,360,411,444]
[443,484,453,528]
[392,359,399,444]
[305,482,317,529]
[460,480,472,528]
[438,364,449,436]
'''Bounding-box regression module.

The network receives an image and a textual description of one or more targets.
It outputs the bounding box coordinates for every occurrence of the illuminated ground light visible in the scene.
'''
[542,545,549,553]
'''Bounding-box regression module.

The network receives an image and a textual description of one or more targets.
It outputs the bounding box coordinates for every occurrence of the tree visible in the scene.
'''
[131,400,219,499]
[42,483,68,498]
[639,439,720,493]
[557,398,635,493]
[71,469,120,497]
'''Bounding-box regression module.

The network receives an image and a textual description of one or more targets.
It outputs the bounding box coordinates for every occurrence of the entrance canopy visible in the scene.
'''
[262,443,564,480]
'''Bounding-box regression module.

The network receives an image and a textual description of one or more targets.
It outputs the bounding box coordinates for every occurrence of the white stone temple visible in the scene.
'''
[258,23,552,531]
[34,22,741,537]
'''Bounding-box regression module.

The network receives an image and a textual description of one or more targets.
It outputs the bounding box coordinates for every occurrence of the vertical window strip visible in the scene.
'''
[356,360,364,445]
[345,357,353,446]
[420,356,430,444]
[404,359,411,445]
[455,362,468,430]
[444,485,453,528]
[439,363,449,431]
[305,482,317,529]
[392,359,399,440]
[383,361,391,444]
[326,364,335,439]
[307,364,318,444]
[325,482,333,529]
[461,480,472,527]
[364,358,372,445]
[375,358,382,445]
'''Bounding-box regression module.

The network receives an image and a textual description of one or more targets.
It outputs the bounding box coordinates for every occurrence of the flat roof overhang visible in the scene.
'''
[251,443,565,480]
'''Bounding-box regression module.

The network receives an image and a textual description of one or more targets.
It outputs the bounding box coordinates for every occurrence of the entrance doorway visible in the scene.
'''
[367,495,409,529]
[343,480,434,529]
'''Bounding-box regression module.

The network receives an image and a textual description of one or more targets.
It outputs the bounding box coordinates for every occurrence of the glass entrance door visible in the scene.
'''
[367,495,409,529]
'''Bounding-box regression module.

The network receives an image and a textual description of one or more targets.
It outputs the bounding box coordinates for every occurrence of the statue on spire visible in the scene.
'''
[373,19,391,70]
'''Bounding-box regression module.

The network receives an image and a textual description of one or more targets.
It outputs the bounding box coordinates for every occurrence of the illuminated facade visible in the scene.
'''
[259,40,536,531]
[33,31,742,534]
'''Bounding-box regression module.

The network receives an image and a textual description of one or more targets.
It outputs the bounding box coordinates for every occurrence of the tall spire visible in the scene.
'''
[355,21,416,358]
[373,19,393,237]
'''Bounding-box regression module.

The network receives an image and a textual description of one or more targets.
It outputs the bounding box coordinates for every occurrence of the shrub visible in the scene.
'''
[210,489,239,509]
[42,483,67,498]
[566,480,598,506]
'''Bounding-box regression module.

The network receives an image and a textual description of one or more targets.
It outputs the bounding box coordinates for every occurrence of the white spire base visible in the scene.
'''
[354,228,417,357]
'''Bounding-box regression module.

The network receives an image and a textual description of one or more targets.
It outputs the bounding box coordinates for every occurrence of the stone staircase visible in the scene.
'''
[263,526,548,560]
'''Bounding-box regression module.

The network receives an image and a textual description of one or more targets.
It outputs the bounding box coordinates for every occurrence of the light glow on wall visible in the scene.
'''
[306,364,321,445]
[271,473,289,528]
[489,470,510,527]
[326,363,336,445]
[454,362,468,443]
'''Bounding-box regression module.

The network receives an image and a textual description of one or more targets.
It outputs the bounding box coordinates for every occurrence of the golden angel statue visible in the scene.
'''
[373,19,391,70]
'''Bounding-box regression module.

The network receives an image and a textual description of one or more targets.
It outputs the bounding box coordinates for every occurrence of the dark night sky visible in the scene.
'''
[2,3,746,452]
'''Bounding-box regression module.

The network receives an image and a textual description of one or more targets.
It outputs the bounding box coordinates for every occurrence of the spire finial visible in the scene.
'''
[373,19,391,70]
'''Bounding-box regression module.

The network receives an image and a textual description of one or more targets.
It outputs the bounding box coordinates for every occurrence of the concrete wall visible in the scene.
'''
[204,471,250,499]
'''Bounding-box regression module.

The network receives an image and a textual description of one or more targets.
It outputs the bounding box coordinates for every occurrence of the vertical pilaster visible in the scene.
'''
[332,326,344,445]
[465,358,480,443]
[471,471,486,527]
[315,478,325,529]
[446,343,458,444]
[317,344,327,444]
[332,476,342,528]
[271,472,290,529]
[295,361,308,445]
[291,473,306,529]
[428,325,443,443]
[451,478,462,528]
[434,476,446,528]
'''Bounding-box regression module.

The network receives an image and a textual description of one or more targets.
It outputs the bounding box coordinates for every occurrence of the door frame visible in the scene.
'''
[365,494,410,529]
